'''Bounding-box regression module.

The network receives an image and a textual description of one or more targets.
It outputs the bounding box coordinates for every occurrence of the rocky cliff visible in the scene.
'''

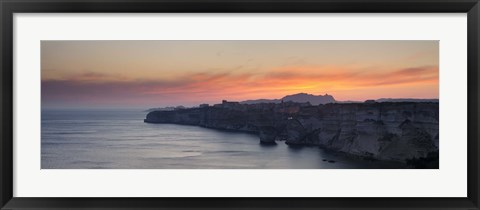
[144,101,439,164]
[241,93,336,105]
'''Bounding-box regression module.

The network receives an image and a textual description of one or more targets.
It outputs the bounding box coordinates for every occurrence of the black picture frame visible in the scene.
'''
[1,0,479,209]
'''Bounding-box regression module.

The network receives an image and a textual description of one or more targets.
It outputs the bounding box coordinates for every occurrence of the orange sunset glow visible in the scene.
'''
[41,40,438,109]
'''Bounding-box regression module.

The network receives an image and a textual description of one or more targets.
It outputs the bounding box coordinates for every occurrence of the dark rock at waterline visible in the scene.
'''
[259,141,277,146]
[258,126,277,145]
[405,151,439,169]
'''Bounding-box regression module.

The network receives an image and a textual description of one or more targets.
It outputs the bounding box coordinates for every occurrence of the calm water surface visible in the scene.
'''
[41,110,401,169]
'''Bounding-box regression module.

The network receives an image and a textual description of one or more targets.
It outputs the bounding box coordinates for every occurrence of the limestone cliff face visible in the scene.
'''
[284,103,439,162]
[144,102,438,163]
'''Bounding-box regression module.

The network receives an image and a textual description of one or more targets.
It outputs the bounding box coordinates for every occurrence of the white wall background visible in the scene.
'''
[14,13,467,197]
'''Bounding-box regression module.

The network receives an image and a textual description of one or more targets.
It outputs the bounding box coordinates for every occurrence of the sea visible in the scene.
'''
[41,109,402,169]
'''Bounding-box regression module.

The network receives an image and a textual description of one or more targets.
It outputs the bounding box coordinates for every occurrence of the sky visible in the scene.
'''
[41,40,439,109]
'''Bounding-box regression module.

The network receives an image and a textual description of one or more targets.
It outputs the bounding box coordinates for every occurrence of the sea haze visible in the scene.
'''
[41,109,403,169]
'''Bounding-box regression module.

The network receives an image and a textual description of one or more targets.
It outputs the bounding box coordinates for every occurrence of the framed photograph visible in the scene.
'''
[1,0,479,209]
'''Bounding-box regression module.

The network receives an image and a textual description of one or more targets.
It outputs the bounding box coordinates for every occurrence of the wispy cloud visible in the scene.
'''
[42,65,438,108]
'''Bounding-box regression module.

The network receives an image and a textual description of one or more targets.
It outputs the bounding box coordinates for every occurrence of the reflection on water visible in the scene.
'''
[41,110,403,169]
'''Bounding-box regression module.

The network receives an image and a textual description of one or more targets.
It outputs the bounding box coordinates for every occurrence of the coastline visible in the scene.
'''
[146,120,409,168]
[144,101,439,168]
